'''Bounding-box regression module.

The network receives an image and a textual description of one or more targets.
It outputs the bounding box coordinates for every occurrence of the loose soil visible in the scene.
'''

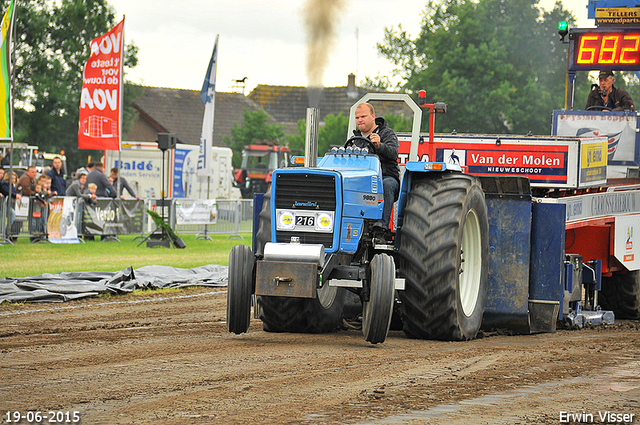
[1,287,639,424]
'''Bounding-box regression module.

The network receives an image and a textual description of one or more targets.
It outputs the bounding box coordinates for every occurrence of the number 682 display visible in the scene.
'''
[570,28,640,71]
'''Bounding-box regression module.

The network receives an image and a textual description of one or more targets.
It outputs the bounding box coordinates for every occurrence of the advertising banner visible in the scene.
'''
[82,199,144,236]
[173,148,190,198]
[553,110,640,166]
[13,196,29,221]
[614,215,640,272]
[78,19,124,151]
[398,135,575,186]
[175,199,217,225]
[397,133,611,188]
[580,138,608,184]
[47,197,81,243]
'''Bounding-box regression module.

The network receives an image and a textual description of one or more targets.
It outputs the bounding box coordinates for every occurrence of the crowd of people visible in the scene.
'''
[0,159,140,239]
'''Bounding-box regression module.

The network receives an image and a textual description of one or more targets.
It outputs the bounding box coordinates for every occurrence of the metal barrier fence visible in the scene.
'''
[176,199,254,238]
[0,197,254,243]
[1,195,33,241]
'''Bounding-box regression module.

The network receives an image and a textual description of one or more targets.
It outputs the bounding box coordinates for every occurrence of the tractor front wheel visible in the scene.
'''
[227,244,254,334]
[363,253,396,344]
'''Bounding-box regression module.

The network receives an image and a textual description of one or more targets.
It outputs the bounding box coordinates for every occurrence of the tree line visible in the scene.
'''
[4,0,635,171]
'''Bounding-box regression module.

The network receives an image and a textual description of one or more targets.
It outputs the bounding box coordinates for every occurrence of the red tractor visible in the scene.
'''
[234,141,290,199]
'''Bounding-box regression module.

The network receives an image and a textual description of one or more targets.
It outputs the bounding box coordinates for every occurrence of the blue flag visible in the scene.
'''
[199,36,218,104]
[197,35,219,177]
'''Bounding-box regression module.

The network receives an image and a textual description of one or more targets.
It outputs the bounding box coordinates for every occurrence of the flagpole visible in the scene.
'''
[196,35,218,241]
[117,16,125,202]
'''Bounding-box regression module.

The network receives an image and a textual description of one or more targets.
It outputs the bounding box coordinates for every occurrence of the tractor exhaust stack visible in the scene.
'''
[304,107,319,168]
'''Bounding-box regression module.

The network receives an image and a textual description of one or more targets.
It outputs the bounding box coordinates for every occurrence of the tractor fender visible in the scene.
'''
[396,161,463,229]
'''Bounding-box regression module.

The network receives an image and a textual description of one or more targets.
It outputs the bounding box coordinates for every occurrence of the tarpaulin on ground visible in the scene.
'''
[0,264,228,304]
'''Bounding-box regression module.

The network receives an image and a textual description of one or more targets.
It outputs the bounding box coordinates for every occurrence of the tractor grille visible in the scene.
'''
[274,173,336,249]
[274,173,337,210]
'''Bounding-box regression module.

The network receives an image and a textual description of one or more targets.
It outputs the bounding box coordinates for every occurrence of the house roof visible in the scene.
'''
[248,84,370,125]
[248,74,408,126]
[126,85,266,146]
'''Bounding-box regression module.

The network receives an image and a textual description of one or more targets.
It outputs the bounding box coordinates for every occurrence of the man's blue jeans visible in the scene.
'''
[382,176,399,228]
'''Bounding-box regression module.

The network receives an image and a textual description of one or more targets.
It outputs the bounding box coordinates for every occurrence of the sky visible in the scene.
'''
[107,0,594,95]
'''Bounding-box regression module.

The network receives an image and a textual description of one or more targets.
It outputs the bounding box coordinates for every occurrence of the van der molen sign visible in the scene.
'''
[595,7,640,25]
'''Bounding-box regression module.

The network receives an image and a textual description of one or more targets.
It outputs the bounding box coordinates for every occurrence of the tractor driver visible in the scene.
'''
[585,70,635,111]
[353,102,400,237]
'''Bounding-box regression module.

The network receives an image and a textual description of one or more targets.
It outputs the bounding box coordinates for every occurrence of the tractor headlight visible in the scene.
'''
[315,212,334,232]
[277,210,295,230]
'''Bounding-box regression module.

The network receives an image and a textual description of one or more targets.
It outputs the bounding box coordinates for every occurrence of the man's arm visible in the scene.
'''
[614,88,635,111]
[102,174,117,198]
[121,178,138,198]
[372,128,399,161]
[67,183,87,200]
[585,89,599,110]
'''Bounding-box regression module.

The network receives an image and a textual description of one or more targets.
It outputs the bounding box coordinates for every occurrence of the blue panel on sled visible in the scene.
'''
[482,195,532,332]
[529,202,565,303]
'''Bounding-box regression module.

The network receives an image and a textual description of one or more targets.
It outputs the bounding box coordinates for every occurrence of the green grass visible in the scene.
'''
[0,233,251,278]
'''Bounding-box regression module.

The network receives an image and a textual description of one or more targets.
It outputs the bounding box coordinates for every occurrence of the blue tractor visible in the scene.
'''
[227,93,489,344]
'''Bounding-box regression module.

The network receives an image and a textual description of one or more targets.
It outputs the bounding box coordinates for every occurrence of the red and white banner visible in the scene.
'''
[78,19,124,151]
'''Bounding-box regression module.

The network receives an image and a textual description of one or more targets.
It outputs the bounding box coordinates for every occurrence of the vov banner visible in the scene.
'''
[78,19,124,151]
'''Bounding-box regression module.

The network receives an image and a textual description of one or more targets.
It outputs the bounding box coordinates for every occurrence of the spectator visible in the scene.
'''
[46,156,66,196]
[110,167,141,200]
[38,175,54,197]
[85,162,95,174]
[17,165,38,196]
[32,182,49,239]
[86,162,116,198]
[1,148,10,166]
[67,172,96,203]
[74,167,88,179]
[0,167,4,199]
[1,170,22,201]
[1,170,22,230]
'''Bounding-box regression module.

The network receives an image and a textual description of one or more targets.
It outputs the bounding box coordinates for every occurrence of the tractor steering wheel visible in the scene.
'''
[586,105,612,111]
[344,135,376,153]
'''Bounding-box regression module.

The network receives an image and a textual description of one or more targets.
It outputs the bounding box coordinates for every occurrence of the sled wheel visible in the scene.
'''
[363,253,396,344]
[227,244,254,334]
[397,173,489,341]
[600,270,640,319]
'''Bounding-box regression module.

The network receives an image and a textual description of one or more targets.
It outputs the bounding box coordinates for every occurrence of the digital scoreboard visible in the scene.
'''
[569,27,640,71]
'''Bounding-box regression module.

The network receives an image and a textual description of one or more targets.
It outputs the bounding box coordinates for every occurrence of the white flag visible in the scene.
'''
[197,35,219,177]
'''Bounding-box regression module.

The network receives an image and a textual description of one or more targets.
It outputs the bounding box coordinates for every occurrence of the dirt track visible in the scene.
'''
[0,286,639,424]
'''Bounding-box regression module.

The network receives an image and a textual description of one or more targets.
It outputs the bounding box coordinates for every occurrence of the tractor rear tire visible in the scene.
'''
[255,188,346,333]
[397,173,489,341]
[227,244,254,334]
[600,271,640,319]
[363,253,396,344]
